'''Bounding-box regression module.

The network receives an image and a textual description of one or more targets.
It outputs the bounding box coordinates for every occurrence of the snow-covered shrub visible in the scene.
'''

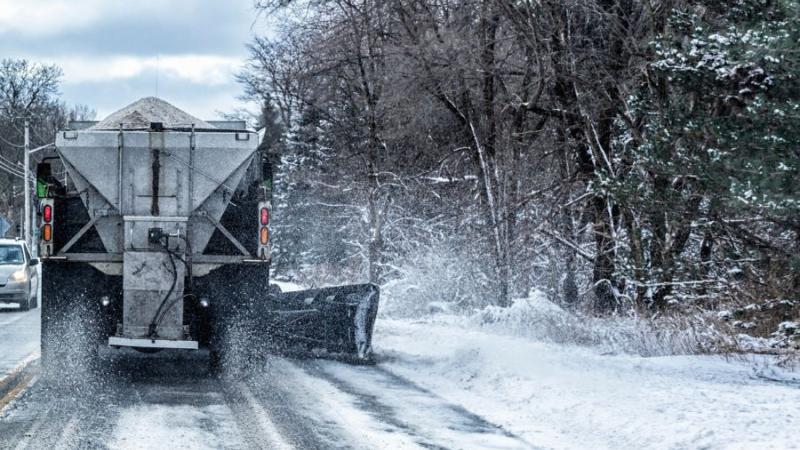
[381,241,495,318]
[770,321,800,350]
[719,299,799,344]
[471,290,728,356]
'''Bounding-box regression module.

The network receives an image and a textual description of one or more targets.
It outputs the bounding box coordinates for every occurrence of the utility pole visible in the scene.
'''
[23,120,31,247]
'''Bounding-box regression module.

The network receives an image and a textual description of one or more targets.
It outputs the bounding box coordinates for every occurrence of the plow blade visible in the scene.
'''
[253,283,380,361]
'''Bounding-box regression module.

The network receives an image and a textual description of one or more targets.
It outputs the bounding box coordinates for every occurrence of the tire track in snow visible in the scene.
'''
[52,416,79,450]
[7,399,53,450]
[239,357,423,449]
[6,382,112,450]
[3,347,536,449]
[106,351,243,450]
[223,382,293,450]
[297,359,537,450]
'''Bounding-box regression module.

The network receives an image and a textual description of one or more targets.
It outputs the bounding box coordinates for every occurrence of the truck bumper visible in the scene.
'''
[108,336,199,350]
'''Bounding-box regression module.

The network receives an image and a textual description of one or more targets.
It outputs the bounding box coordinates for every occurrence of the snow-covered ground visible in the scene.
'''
[3,277,798,448]
[375,318,800,450]
[280,279,800,448]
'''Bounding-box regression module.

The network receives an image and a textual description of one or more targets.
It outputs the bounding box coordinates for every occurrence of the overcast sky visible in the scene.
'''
[0,0,266,120]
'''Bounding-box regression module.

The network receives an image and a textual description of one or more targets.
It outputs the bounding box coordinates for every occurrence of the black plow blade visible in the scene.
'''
[254,284,380,361]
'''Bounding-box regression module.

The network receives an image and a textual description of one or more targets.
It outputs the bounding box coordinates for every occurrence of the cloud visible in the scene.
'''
[0,0,126,36]
[50,54,243,86]
[0,0,222,37]
[61,76,248,121]
[0,0,263,121]
[0,3,260,58]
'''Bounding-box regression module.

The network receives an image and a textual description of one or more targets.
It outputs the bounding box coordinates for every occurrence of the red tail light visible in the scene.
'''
[43,204,52,222]
[260,207,269,226]
[257,202,271,261]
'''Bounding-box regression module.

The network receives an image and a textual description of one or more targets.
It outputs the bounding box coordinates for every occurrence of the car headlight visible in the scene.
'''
[8,270,27,283]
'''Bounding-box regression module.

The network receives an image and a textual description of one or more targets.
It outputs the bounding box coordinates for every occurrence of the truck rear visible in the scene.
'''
[37,97,378,370]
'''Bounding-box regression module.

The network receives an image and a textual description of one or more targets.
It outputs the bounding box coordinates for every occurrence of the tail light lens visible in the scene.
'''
[260,207,269,226]
[39,198,55,256]
[257,201,270,261]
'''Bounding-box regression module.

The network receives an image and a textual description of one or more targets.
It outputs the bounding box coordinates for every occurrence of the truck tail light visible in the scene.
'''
[260,207,269,226]
[43,204,52,223]
[257,202,271,261]
[42,224,52,242]
[39,198,54,256]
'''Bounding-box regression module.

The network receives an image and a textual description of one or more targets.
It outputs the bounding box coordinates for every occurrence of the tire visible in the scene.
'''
[41,261,122,376]
[194,262,271,374]
[18,296,30,312]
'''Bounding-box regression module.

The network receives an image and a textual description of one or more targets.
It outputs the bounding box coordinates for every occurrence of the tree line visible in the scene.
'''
[0,59,95,235]
[243,0,797,327]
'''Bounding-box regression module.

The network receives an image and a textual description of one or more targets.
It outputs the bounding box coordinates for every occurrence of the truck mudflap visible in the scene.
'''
[254,283,380,361]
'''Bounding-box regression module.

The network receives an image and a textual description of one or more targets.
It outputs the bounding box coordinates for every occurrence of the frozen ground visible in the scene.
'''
[271,280,800,449]
[374,317,800,450]
[0,279,531,449]
[0,347,531,449]
[3,279,798,449]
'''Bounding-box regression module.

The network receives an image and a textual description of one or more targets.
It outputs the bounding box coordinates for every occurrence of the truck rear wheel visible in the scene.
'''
[195,263,270,374]
[41,262,121,377]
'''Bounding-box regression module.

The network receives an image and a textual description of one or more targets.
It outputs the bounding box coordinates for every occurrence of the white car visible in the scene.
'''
[0,238,39,311]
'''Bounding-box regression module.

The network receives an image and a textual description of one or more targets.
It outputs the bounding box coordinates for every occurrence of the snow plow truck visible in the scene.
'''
[36,97,379,370]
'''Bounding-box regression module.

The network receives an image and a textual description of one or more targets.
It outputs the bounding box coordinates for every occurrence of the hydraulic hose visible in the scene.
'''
[151,236,197,332]
[148,238,178,339]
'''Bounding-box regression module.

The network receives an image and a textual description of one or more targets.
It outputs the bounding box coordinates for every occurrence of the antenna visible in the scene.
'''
[156,55,160,98]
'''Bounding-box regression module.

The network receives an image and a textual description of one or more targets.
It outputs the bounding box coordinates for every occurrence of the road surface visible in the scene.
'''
[0,307,39,379]
[0,307,533,449]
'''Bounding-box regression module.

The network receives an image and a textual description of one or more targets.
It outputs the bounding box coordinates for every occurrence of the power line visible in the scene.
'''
[0,154,25,176]
[0,162,25,179]
[0,152,21,166]
[0,154,34,182]
[0,162,29,180]
[0,153,22,171]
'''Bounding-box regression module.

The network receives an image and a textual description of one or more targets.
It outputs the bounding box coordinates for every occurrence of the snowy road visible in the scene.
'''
[3,300,798,449]
[0,308,39,379]
[0,348,532,449]
[0,279,532,449]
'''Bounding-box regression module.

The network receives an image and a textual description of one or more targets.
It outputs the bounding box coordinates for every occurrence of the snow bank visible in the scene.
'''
[375,319,800,449]
[470,291,712,356]
[385,289,717,357]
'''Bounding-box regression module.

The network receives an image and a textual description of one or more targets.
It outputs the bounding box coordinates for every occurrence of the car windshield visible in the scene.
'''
[0,245,24,265]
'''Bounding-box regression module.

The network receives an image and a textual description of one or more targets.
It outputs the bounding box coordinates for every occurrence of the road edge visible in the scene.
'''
[0,353,39,412]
